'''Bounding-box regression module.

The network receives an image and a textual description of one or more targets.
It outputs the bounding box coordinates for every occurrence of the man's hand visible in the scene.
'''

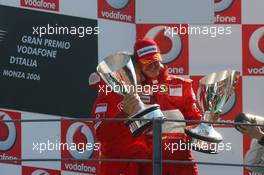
[237,119,264,140]
[208,112,221,122]
[123,93,143,116]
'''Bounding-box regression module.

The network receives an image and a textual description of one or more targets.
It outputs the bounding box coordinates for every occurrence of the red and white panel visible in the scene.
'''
[61,121,98,175]
[22,166,61,175]
[59,0,97,19]
[0,0,263,175]
[242,25,264,76]
[189,24,242,75]
[0,0,20,8]
[0,163,22,175]
[98,19,135,62]
[242,0,264,24]
[136,0,214,24]
[0,0,98,19]
[214,0,241,24]
[98,0,135,23]
[243,76,264,116]
[61,170,91,175]
[21,112,61,170]
[193,127,244,175]
[0,109,21,166]
[20,0,59,12]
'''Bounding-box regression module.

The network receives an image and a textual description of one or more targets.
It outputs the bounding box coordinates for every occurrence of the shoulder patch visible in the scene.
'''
[95,103,108,113]
[169,84,182,96]
[89,72,101,85]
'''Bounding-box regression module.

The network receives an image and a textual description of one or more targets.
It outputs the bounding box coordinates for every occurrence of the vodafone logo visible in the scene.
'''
[0,112,16,151]
[31,170,50,175]
[249,27,264,64]
[100,0,134,23]
[221,92,236,115]
[145,25,182,64]
[106,0,129,9]
[214,0,233,12]
[20,0,59,12]
[66,122,94,159]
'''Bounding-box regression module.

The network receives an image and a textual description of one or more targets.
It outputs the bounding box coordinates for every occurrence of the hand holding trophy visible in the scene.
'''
[97,52,164,137]
[235,113,264,133]
[185,69,240,154]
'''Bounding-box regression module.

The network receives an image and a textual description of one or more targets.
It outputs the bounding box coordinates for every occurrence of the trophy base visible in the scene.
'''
[185,123,223,143]
[127,104,164,137]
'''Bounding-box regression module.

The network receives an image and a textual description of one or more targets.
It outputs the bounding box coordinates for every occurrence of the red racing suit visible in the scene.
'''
[89,72,152,175]
[140,67,202,175]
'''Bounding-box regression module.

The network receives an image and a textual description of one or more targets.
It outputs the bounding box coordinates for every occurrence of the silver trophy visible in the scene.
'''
[97,52,164,136]
[185,69,240,154]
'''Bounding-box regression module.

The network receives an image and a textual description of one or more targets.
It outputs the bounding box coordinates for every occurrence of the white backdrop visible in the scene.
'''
[0,0,264,175]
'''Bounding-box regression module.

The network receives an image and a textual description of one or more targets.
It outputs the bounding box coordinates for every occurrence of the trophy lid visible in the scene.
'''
[97,52,132,73]
[197,69,240,113]
[199,69,239,85]
[96,52,137,96]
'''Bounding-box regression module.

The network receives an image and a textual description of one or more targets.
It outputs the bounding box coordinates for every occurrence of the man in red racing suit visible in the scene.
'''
[141,67,201,175]
[132,38,203,175]
[89,71,152,175]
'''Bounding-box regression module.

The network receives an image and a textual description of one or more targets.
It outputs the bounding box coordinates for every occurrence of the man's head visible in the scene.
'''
[134,38,164,78]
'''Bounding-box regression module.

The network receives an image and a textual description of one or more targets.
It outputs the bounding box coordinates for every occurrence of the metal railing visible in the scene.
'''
[1,117,264,175]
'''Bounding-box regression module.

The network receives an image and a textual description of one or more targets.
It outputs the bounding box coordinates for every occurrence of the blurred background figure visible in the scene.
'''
[236,113,264,173]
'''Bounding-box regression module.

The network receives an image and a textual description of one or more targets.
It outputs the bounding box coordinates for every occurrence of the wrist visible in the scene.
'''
[257,133,264,146]
[256,131,264,140]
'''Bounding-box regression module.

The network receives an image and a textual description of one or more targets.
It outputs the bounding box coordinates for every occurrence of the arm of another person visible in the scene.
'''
[91,94,125,142]
[244,139,264,173]
[237,122,264,173]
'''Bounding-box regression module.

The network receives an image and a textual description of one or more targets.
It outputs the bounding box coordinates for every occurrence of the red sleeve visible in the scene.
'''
[94,112,126,143]
[91,93,128,142]
[183,79,202,125]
